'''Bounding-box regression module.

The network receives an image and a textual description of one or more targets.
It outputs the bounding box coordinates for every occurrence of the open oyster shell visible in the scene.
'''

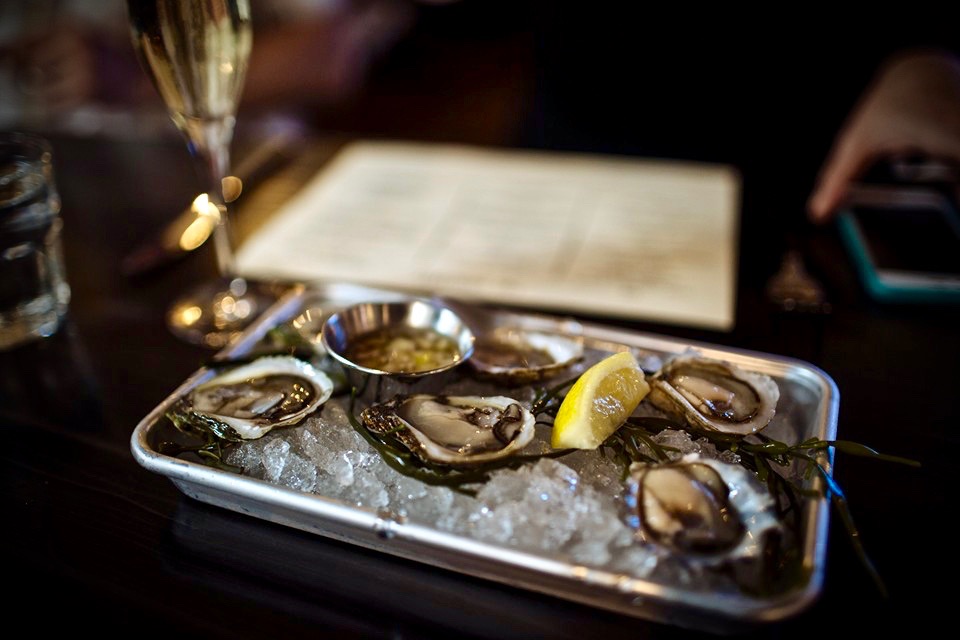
[360,394,536,467]
[647,355,779,436]
[172,356,333,440]
[624,454,780,563]
[469,329,583,384]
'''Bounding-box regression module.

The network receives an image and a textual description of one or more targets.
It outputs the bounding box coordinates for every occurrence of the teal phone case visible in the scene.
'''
[837,210,960,304]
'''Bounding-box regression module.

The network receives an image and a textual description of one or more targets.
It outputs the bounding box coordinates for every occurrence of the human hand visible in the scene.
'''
[808,50,960,223]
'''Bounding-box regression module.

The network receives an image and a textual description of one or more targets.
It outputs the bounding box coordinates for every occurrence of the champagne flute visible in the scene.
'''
[127,0,268,347]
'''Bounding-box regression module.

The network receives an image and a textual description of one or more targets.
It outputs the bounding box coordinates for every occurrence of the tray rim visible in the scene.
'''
[131,283,839,630]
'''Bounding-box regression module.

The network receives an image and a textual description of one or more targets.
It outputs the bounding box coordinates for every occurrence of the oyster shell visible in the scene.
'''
[470,329,583,384]
[174,356,333,440]
[624,454,780,562]
[648,355,779,436]
[360,395,535,466]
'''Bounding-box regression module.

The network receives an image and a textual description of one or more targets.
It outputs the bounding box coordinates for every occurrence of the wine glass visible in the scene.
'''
[127,0,269,348]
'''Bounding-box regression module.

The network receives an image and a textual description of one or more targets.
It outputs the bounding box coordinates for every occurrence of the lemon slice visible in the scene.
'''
[551,351,650,450]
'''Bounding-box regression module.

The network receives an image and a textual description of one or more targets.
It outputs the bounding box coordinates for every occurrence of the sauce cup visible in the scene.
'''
[321,299,475,378]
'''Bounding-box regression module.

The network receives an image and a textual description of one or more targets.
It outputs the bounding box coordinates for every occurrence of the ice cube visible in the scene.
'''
[262,439,291,482]
[225,442,264,476]
[278,451,318,493]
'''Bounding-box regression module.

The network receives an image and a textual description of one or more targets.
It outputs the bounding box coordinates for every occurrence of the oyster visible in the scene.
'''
[360,395,535,466]
[172,356,333,440]
[470,329,583,384]
[625,454,780,562]
[647,355,779,436]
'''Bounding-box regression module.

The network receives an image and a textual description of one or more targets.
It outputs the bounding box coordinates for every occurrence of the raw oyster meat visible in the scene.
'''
[624,454,780,562]
[647,355,779,436]
[360,395,535,466]
[470,329,583,384]
[173,356,334,440]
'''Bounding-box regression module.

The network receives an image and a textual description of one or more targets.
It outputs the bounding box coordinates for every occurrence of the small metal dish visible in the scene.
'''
[321,299,475,377]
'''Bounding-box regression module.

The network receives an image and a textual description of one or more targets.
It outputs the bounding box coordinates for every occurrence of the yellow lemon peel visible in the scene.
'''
[551,351,650,450]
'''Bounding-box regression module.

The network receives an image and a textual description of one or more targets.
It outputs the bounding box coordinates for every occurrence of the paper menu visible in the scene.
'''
[235,141,739,330]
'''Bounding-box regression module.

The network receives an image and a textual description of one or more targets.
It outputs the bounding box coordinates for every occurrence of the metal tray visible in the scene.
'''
[131,283,839,632]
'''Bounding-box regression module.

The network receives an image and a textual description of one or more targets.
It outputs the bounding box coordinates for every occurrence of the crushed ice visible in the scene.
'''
[225,392,750,584]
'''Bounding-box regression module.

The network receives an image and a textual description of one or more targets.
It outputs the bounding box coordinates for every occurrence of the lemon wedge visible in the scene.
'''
[551,351,650,450]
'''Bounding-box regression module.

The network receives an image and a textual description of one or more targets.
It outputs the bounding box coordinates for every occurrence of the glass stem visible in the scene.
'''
[192,116,238,280]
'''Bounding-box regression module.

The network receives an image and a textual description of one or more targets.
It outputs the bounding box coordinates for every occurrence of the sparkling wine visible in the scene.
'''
[127,0,252,142]
[127,0,266,348]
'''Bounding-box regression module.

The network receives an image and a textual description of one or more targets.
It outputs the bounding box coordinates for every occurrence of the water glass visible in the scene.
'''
[0,132,69,349]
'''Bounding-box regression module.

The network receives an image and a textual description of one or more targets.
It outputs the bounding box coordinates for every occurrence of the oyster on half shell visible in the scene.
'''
[470,329,583,384]
[624,454,780,563]
[648,355,780,436]
[360,395,535,466]
[171,356,334,440]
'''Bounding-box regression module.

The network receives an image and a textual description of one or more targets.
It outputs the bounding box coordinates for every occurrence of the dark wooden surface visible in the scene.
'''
[3,7,959,636]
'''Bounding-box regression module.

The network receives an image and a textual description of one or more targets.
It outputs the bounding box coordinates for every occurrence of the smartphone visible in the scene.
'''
[837,185,960,303]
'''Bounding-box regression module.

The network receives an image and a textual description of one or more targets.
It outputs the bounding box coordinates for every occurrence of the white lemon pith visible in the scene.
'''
[551,351,650,450]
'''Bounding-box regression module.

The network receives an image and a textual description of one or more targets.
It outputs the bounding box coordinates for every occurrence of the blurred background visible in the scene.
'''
[5,1,953,189]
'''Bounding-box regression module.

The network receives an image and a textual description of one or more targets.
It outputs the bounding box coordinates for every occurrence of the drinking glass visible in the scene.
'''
[126,0,268,348]
[0,132,70,349]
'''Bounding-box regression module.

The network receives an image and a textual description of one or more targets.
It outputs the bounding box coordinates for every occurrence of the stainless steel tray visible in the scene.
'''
[131,284,839,632]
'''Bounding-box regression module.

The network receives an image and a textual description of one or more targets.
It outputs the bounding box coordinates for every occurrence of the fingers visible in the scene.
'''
[807,133,873,223]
